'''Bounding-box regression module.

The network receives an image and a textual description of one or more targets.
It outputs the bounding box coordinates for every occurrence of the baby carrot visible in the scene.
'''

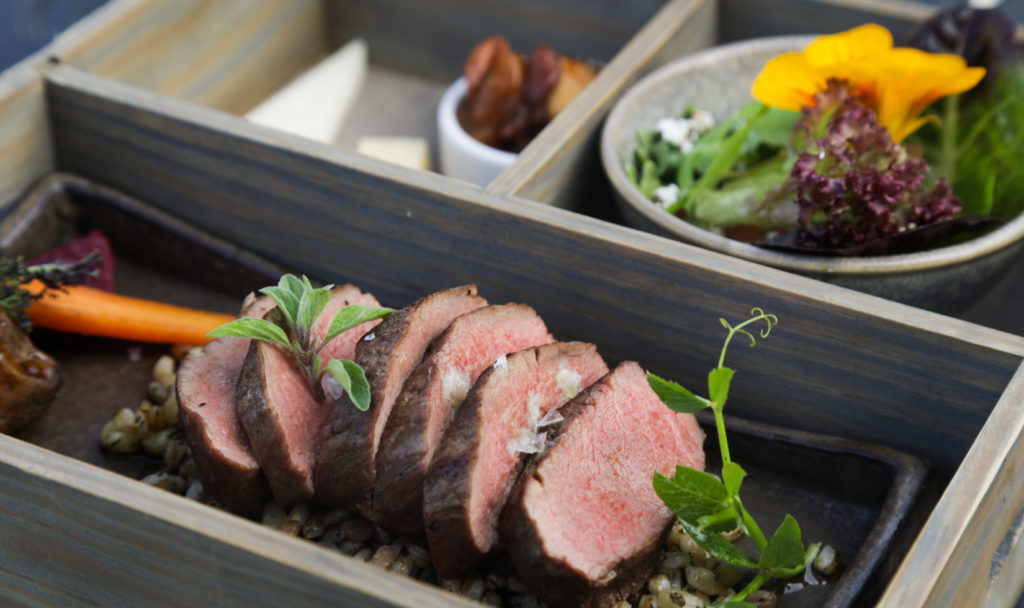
[22,280,235,345]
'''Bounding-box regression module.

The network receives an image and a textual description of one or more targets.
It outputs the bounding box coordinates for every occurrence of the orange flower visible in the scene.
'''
[751,24,985,141]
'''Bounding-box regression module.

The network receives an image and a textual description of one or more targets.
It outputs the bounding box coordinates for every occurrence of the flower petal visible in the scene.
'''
[751,52,823,111]
[803,23,893,68]
[874,48,985,140]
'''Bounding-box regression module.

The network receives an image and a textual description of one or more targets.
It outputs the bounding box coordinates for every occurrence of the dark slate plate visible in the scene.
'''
[0,173,930,608]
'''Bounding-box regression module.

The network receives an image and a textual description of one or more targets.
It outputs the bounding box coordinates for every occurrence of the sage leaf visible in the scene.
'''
[207,318,290,348]
[708,367,734,407]
[759,514,807,575]
[647,372,710,413]
[325,358,371,411]
[324,305,394,344]
[297,285,331,335]
[259,285,299,328]
[679,518,759,569]
[653,466,728,522]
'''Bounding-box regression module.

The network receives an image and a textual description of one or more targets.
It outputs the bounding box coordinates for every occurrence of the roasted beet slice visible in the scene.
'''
[316,285,487,509]
[28,230,115,292]
[177,337,269,514]
[236,285,380,506]
[501,361,705,607]
[373,304,553,534]
[424,341,608,578]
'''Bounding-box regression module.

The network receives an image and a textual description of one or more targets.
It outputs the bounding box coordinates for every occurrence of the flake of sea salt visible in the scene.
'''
[508,428,548,455]
[363,332,375,341]
[493,354,507,369]
[555,366,582,399]
[536,408,564,428]
[442,366,472,409]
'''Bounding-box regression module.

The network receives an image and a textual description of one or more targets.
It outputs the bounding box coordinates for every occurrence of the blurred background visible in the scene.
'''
[1,0,1021,73]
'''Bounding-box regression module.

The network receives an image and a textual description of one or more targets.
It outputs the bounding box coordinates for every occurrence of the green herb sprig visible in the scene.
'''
[647,309,819,606]
[0,251,103,332]
[208,274,393,411]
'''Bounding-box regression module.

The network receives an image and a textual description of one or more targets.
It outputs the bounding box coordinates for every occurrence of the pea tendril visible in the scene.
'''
[648,309,819,606]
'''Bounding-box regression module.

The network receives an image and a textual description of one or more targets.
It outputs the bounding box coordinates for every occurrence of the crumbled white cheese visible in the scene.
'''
[656,117,692,147]
[322,376,344,401]
[652,183,681,209]
[442,366,472,409]
[363,332,375,342]
[493,354,507,369]
[689,109,715,132]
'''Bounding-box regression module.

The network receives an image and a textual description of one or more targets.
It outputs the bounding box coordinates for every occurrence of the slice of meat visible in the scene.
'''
[373,304,553,534]
[236,285,380,506]
[501,361,705,608]
[315,285,487,509]
[177,337,269,514]
[176,293,276,514]
[424,341,608,578]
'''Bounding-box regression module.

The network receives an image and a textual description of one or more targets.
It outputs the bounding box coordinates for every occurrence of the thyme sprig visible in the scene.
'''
[0,251,103,332]
[648,309,819,606]
[208,274,393,410]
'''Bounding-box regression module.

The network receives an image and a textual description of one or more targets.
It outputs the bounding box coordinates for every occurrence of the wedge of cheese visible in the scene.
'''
[245,39,367,143]
[356,136,431,171]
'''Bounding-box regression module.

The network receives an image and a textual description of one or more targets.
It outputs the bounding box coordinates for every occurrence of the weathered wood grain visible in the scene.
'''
[879,363,1024,606]
[717,0,933,44]
[52,0,328,115]
[0,435,481,608]
[324,0,666,83]
[43,64,1024,482]
[0,66,53,212]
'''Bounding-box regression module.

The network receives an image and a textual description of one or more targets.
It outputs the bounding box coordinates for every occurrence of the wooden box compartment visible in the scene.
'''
[46,0,668,184]
[1,0,1024,606]
[0,173,929,608]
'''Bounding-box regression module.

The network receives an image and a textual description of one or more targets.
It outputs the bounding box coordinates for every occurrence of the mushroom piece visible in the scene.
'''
[0,310,61,434]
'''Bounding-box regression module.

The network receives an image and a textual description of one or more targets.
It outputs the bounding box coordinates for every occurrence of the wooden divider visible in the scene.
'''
[0,66,53,211]
[0,435,480,607]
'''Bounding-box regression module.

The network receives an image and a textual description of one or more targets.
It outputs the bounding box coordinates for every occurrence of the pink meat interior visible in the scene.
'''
[183,338,259,469]
[371,292,486,456]
[522,362,705,580]
[424,305,552,465]
[468,344,608,553]
[260,343,327,476]
[314,286,382,364]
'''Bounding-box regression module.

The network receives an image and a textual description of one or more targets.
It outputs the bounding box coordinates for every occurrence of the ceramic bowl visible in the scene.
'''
[600,36,1024,313]
[436,77,517,187]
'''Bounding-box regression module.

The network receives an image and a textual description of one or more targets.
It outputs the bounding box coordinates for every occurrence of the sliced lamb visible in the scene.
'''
[424,341,608,579]
[315,285,487,509]
[373,303,553,534]
[236,285,381,506]
[178,338,270,514]
[175,293,275,514]
[501,361,705,608]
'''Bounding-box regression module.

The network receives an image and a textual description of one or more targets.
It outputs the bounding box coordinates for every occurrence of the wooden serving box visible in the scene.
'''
[2,0,1024,606]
